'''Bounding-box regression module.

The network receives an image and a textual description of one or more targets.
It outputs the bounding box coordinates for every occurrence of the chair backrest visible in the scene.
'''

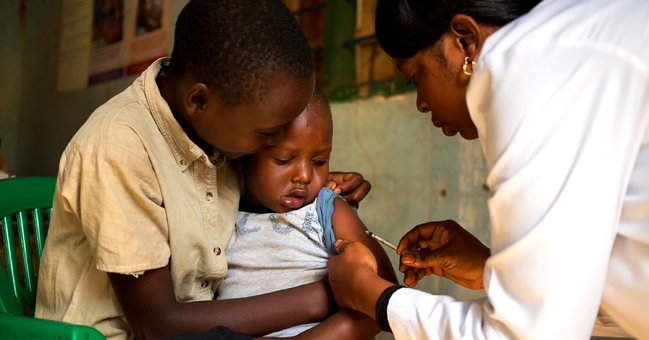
[0,176,56,316]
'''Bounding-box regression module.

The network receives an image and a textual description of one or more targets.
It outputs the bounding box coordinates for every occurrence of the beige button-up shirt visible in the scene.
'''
[35,58,241,340]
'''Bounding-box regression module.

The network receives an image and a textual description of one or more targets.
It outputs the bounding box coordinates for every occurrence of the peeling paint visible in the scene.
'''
[357,84,369,97]
[437,174,445,201]
[385,93,407,101]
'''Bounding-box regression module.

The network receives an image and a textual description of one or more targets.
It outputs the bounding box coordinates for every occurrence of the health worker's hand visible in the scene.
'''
[327,240,393,319]
[326,172,371,208]
[398,220,490,290]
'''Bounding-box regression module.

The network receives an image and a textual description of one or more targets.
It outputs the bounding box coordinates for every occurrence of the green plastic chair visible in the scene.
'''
[0,176,105,340]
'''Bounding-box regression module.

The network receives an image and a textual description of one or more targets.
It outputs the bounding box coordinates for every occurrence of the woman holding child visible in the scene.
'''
[328,0,649,339]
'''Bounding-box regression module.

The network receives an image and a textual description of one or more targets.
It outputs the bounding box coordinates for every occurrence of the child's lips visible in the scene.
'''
[281,189,308,209]
[281,196,305,209]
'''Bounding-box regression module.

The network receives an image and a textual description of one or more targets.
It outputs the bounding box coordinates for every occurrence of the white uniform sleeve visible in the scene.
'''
[387,38,649,340]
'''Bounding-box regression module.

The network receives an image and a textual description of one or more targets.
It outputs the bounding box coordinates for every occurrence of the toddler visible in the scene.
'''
[217,88,397,339]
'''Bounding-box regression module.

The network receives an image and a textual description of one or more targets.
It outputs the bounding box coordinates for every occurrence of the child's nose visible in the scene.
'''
[293,162,312,183]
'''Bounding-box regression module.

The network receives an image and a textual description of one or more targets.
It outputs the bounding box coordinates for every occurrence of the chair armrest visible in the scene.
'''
[0,313,106,340]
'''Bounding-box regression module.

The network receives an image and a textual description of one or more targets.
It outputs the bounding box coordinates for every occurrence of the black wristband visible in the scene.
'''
[375,285,405,333]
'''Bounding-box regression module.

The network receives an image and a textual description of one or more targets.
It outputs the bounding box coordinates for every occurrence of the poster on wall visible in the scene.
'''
[125,0,171,76]
[88,0,126,85]
[57,0,93,92]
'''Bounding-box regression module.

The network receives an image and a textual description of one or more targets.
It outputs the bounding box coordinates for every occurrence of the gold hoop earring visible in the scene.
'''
[463,56,476,77]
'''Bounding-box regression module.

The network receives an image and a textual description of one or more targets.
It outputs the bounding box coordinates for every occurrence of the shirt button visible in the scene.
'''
[179,159,187,166]
[201,281,209,288]
[205,192,213,201]
[214,247,221,255]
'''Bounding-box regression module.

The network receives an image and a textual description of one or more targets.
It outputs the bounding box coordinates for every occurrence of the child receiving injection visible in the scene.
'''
[217,88,398,339]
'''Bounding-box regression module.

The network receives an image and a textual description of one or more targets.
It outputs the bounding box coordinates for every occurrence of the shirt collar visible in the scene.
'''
[140,58,221,170]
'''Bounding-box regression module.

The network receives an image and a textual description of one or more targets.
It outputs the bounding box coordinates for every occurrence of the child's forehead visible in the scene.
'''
[264,118,331,154]
[265,90,333,153]
[290,100,332,130]
[283,123,332,148]
[285,111,332,139]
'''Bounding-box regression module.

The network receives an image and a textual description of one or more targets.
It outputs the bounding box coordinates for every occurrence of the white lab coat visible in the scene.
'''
[387,0,649,339]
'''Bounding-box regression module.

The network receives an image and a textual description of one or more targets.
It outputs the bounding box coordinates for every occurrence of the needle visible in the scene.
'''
[366,230,398,250]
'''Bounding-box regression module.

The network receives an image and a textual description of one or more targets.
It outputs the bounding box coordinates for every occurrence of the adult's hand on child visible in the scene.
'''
[327,240,393,319]
[326,172,371,208]
[397,220,490,290]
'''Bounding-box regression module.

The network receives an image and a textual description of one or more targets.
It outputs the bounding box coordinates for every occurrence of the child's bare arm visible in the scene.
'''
[288,198,398,340]
[330,198,398,283]
[108,266,335,340]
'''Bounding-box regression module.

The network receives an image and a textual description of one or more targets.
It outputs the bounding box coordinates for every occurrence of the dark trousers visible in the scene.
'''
[161,326,254,340]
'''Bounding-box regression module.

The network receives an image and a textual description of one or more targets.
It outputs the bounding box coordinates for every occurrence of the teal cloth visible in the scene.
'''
[316,187,357,254]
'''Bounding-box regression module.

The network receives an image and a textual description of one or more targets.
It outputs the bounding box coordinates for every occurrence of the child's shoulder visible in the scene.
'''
[317,187,364,251]
[316,187,347,206]
[316,187,356,216]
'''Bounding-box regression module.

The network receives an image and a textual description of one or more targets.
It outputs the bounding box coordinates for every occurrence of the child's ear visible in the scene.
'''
[185,83,212,117]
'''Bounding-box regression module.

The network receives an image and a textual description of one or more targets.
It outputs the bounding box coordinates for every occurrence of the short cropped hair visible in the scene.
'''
[169,0,314,106]
[375,0,542,58]
[310,87,331,116]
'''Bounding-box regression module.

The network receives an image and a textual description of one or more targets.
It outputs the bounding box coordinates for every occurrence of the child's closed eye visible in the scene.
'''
[313,159,328,166]
[273,157,292,165]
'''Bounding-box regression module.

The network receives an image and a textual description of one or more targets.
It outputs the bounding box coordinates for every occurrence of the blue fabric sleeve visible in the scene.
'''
[316,187,357,255]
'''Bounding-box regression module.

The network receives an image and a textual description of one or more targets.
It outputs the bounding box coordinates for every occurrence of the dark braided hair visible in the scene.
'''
[169,0,314,106]
[375,0,542,58]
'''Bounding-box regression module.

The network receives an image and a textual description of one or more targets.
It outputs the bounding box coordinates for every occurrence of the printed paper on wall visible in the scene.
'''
[125,0,170,76]
[88,0,126,85]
